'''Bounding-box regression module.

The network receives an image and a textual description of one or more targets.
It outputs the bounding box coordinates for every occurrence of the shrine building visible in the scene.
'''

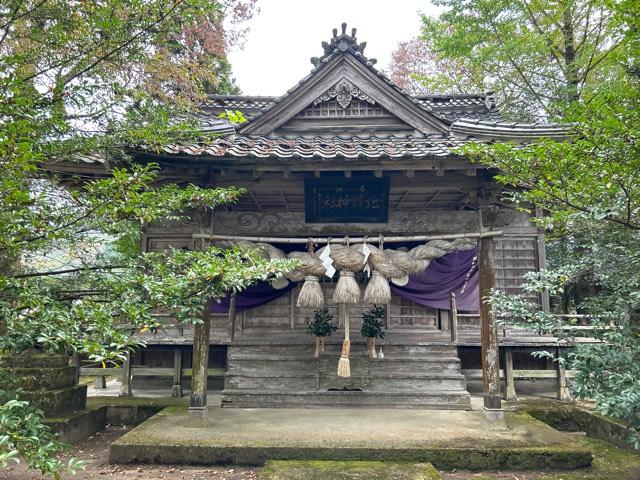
[57,25,570,412]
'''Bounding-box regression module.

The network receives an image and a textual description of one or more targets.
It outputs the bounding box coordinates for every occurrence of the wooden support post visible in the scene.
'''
[119,351,132,397]
[170,348,183,398]
[71,352,81,385]
[449,293,459,343]
[289,289,295,329]
[228,292,238,342]
[385,303,391,330]
[190,299,212,413]
[535,207,551,313]
[479,232,502,412]
[556,346,571,401]
[95,374,107,389]
[504,347,517,401]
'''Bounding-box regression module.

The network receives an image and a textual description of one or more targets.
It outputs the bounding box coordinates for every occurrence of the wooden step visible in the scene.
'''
[221,389,472,409]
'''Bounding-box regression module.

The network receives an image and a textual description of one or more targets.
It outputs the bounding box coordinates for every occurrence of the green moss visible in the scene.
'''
[260,461,441,480]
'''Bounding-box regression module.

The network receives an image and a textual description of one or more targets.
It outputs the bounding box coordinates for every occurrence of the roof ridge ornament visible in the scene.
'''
[313,78,376,109]
[311,23,376,67]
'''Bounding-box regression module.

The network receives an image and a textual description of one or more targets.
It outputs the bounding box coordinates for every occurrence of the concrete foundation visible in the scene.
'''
[109,406,593,470]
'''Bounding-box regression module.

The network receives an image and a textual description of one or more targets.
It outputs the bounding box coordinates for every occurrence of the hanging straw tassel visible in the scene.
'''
[333,270,360,304]
[296,275,325,308]
[364,270,391,304]
[337,305,351,377]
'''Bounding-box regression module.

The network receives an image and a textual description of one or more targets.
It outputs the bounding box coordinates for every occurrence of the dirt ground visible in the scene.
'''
[0,425,259,480]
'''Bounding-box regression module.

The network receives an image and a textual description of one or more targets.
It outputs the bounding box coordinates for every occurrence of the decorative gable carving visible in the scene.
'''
[313,79,376,109]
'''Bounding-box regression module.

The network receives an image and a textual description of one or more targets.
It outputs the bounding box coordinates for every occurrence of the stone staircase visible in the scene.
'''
[221,338,471,409]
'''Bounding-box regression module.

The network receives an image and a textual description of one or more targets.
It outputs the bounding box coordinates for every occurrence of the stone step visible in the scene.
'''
[221,389,472,409]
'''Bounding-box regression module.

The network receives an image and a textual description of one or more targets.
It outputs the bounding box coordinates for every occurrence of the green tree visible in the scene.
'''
[467,1,640,446]
[0,1,292,476]
[391,0,625,120]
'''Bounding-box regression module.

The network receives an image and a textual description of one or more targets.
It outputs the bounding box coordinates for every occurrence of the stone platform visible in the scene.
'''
[109,406,593,470]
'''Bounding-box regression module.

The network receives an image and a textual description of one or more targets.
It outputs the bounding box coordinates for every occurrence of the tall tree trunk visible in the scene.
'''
[562,1,580,103]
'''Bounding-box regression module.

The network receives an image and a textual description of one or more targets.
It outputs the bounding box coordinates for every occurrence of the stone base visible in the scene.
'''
[109,406,593,470]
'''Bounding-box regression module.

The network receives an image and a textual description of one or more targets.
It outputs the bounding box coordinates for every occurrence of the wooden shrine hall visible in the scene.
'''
[61,24,570,413]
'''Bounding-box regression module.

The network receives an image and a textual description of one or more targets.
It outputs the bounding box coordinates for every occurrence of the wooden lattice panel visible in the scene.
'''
[494,237,538,299]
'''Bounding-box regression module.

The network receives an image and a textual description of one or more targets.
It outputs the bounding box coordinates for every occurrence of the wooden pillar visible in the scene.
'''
[556,346,571,401]
[71,352,81,385]
[190,298,212,412]
[535,207,551,313]
[170,348,183,398]
[449,293,459,343]
[228,293,238,342]
[504,347,517,401]
[119,351,132,397]
[95,374,107,389]
[479,233,502,411]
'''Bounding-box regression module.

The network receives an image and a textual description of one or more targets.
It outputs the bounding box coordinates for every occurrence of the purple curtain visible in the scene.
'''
[211,280,296,314]
[211,248,479,314]
[390,248,479,311]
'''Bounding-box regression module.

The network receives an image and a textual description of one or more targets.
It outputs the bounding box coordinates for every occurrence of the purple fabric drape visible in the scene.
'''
[211,280,296,313]
[211,248,479,314]
[390,248,479,311]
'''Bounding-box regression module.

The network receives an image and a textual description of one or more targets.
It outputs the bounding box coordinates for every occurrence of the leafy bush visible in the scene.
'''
[307,308,337,337]
[361,305,386,339]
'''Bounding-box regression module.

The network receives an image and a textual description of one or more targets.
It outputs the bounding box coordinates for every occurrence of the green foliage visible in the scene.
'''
[0,371,84,477]
[473,2,640,448]
[217,109,248,124]
[361,305,386,339]
[0,1,265,476]
[307,308,338,337]
[413,0,627,120]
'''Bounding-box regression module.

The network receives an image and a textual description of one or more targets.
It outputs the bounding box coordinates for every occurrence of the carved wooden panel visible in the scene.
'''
[213,210,479,236]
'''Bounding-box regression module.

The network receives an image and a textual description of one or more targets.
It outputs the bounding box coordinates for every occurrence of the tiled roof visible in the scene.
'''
[201,93,501,124]
[158,134,471,160]
[450,118,568,140]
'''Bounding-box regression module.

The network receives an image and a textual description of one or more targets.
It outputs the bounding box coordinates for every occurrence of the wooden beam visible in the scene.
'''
[478,211,502,411]
[194,231,504,245]
[190,298,212,412]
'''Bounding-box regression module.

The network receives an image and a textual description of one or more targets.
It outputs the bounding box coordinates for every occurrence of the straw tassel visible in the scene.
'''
[364,270,391,304]
[296,275,325,309]
[337,305,351,377]
[333,270,360,304]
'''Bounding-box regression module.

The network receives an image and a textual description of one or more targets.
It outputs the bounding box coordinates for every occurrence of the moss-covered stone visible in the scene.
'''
[1,365,76,390]
[260,461,442,480]
[520,401,636,451]
[20,384,87,417]
[0,352,69,368]
[447,437,640,480]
